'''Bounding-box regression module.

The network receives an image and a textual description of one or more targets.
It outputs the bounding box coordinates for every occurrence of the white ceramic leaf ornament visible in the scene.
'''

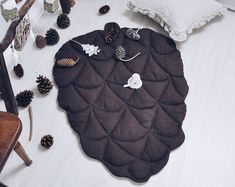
[71,39,101,57]
[124,73,142,89]
[81,44,101,56]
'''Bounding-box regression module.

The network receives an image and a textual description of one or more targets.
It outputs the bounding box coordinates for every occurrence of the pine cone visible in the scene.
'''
[114,46,126,60]
[35,35,47,48]
[57,14,70,29]
[15,90,34,108]
[41,134,54,149]
[56,58,78,67]
[110,27,119,38]
[45,28,60,45]
[104,33,113,44]
[104,25,120,44]
[36,75,53,94]
[13,64,24,78]
[69,0,75,7]
[99,5,110,14]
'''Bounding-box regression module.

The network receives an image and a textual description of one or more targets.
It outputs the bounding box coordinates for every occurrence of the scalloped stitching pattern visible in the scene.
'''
[54,25,188,182]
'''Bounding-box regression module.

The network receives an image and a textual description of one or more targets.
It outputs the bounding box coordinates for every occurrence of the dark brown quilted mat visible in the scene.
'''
[53,22,189,183]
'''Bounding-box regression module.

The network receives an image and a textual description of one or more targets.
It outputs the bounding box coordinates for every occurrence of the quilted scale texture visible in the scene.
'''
[53,23,189,183]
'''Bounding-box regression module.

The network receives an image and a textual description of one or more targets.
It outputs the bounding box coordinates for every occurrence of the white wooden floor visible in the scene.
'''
[1,1,235,187]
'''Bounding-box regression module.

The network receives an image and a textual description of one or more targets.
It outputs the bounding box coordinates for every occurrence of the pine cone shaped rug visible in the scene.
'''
[53,22,189,183]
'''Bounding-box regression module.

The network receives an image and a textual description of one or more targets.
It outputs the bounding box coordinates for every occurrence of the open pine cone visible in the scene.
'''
[15,90,34,108]
[41,135,54,149]
[57,14,70,29]
[45,28,60,45]
[36,75,53,94]
[13,64,24,78]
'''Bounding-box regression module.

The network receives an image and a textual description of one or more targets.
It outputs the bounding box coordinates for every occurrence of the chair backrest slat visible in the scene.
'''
[0,51,18,115]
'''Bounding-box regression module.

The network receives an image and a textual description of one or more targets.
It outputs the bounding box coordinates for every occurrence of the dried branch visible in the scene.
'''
[28,106,33,141]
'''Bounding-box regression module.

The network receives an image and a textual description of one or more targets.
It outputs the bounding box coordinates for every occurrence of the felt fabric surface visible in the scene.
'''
[53,22,189,182]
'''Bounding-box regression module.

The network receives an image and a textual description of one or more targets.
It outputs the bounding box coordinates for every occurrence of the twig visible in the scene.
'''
[28,106,33,141]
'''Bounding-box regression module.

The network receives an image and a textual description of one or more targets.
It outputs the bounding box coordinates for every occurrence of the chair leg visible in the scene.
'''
[0,181,7,187]
[14,142,32,166]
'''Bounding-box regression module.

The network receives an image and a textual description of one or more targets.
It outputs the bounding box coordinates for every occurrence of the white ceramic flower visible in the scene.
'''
[124,73,142,89]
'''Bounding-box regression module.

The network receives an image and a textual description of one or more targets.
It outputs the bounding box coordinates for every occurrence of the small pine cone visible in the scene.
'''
[41,135,54,149]
[56,58,78,67]
[104,33,113,44]
[36,75,53,94]
[114,46,126,60]
[57,14,70,29]
[99,5,110,14]
[16,90,34,108]
[110,27,119,38]
[45,28,60,45]
[13,64,24,78]
[35,35,47,48]
[68,0,75,7]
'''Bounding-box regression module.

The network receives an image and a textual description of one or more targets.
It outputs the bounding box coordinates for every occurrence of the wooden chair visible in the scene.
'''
[0,112,32,174]
[0,181,7,187]
[0,0,35,176]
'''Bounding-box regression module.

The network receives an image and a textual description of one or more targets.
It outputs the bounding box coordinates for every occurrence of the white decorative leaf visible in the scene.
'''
[80,44,101,56]
[71,39,101,57]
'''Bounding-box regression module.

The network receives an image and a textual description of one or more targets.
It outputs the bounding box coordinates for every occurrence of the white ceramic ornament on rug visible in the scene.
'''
[71,39,101,57]
[124,73,142,89]
[80,44,101,56]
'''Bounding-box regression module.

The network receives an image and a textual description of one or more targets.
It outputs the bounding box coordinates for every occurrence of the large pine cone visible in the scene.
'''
[45,28,60,45]
[13,64,24,78]
[57,14,70,29]
[15,90,34,107]
[35,35,47,48]
[36,75,53,94]
[56,58,78,67]
[41,135,54,149]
